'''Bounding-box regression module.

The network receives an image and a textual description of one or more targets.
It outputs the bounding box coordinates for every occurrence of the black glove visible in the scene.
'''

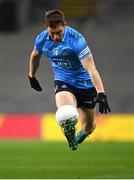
[28,76,42,91]
[97,92,111,114]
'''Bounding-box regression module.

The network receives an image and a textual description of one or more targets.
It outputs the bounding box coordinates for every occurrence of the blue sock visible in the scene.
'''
[75,129,88,144]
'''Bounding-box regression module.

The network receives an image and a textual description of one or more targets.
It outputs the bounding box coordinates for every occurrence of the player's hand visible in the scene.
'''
[97,92,111,114]
[28,76,42,91]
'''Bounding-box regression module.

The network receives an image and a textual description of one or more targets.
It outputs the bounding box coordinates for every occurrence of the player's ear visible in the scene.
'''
[63,21,67,26]
[44,23,48,28]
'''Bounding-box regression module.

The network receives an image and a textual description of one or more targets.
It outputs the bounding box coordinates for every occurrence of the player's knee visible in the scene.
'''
[55,105,79,127]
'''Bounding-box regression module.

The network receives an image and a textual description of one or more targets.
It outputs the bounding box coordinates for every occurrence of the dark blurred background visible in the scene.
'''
[0,0,134,113]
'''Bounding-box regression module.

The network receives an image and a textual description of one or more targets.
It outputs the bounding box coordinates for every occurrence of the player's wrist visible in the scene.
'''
[98,92,106,97]
[28,75,35,79]
[97,92,107,103]
[98,92,106,96]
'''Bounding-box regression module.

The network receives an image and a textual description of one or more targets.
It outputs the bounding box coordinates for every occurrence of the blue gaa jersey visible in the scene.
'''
[34,26,94,89]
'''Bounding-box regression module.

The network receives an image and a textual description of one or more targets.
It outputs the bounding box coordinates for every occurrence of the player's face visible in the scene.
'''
[47,25,65,42]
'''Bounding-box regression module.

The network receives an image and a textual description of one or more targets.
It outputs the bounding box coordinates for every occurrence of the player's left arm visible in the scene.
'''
[81,54,111,113]
[73,35,111,113]
[81,53,104,93]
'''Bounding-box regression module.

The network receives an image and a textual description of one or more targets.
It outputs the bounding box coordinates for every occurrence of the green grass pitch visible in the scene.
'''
[0,141,134,179]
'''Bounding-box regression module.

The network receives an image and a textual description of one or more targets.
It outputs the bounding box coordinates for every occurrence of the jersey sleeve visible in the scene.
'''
[73,36,91,61]
[34,33,44,54]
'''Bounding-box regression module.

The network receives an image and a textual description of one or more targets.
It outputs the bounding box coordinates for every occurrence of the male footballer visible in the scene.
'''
[28,10,111,150]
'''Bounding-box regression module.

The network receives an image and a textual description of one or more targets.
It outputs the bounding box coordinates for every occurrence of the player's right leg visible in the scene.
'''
[54,81,78,150]
[55,91,78,150]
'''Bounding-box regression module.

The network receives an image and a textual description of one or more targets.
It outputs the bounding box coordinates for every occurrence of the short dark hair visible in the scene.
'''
[45,10,65,27]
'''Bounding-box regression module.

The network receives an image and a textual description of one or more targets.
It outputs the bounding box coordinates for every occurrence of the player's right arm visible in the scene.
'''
[28,49,41,78]
[28,49,43,91]
[28,32,45,92]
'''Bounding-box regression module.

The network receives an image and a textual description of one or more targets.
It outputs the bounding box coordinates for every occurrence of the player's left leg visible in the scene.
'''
[76,107,96,144]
